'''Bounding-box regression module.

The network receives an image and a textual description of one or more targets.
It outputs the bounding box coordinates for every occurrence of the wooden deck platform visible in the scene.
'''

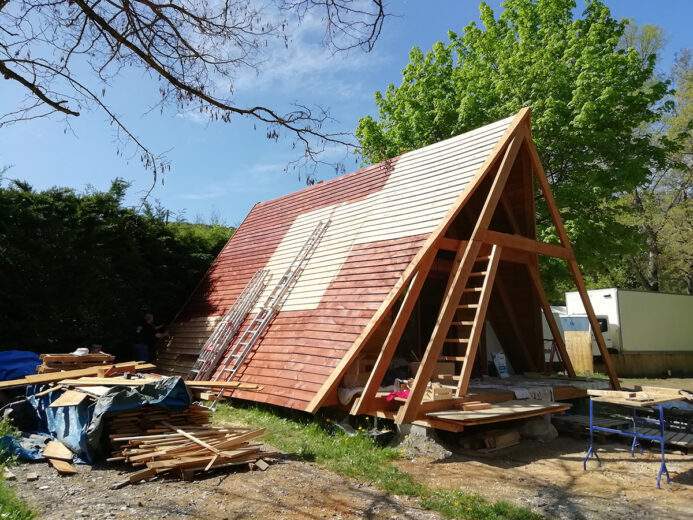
[427,400,571,426]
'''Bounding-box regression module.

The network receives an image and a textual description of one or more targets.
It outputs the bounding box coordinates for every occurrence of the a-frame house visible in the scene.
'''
[157,108,619,428]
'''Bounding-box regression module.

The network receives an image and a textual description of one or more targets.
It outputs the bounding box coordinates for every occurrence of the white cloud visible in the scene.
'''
[224,10,385,98]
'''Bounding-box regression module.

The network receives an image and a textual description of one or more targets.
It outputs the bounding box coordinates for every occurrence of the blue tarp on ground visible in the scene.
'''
[0,350,41,381]
[1,376,190,463]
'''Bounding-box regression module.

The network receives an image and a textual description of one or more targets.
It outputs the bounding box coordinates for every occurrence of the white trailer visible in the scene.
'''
[565,288,693,353]
[565,288,693,376]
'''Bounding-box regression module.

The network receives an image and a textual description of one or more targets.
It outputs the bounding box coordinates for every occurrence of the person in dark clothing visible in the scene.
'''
[133,312,167,362]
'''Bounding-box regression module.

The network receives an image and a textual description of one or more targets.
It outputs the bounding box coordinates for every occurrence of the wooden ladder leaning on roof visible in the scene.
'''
[437,244,502,398]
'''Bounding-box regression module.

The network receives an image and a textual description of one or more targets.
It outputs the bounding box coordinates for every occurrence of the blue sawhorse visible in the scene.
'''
[583,397,672,488]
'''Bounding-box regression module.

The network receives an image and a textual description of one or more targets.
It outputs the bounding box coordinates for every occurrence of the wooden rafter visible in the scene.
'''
[305,108,533,413]
[395,132,525,424]
[524,137,620,389]
[526,262,576,377]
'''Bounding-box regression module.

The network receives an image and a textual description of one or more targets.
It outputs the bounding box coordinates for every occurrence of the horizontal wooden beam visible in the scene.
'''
[438,237,465,252]
[480,229,573,260]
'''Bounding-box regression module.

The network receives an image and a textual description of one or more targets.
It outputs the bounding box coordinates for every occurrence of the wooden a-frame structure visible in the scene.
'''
[307,108,620,421]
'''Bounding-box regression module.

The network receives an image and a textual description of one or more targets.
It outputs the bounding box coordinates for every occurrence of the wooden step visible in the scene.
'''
[451,321,474,326]
[462,287,483,293]
[457,304,479,309]
[469,271,487,277]
[439,356,466,362]
[444,338,469,344]
[474,255,491,262]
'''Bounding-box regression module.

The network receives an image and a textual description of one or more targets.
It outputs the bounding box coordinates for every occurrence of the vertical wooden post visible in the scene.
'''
[396,132,525,424]
[351,253,436,415]
[525,139,620,389]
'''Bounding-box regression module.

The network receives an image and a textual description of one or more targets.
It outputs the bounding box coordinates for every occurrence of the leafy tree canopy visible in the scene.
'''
[0,177,233,356]
[356,0,683,294]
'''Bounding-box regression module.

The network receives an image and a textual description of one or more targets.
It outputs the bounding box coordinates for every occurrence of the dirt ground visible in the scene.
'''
[620,377,693,392]
[8,433,692,520]
[399,435,693,520]
[8,457,437,520]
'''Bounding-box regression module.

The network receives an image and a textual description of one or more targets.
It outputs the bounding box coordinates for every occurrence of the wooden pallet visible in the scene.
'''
[635,427,693,449]
[553,414,631,432]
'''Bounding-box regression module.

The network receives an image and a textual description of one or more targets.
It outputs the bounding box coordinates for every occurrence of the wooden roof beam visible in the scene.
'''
[524,134,620,390]
[479,229,573,260]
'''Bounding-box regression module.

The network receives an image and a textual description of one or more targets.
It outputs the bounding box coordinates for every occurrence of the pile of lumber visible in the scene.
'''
[25,372,270,484]
[105,404,212,435]
[107,406,269,487]
[36,352,115,373]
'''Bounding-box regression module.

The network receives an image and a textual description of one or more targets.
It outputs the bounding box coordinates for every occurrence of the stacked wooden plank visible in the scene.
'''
[107,406,268,487]
[37,353,115,373]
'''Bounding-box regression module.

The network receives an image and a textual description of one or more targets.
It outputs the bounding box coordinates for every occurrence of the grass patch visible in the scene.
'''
[214,404,539,520]
[0,419,33,520]
[0,475,33,520]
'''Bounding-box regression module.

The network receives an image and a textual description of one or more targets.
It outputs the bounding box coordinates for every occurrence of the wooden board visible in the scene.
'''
[564,331,594,375]
[590,395,682,407]
[427,400,570,425]
[41,353,114,363]
[0,362,156,389]
[42,440,73,461]
[48,458,78,475]
[59,377,162,386]
[49,390,90,408]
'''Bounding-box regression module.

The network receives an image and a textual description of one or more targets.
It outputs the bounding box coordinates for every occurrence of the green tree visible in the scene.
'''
[0,179,233,355]
[356,0,681,296]
[621,49,692,293]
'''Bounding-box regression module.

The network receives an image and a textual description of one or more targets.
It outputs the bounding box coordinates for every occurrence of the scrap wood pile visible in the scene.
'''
[36,352,115,374]
[107,405,270,488]
[0,364,270,486]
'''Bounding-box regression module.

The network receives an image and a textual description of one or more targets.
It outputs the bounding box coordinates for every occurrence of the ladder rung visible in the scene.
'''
[451,321,474,326]
[439,356,466,362]
[462,287,483,293]
[457,304,479,309]
[474,255,491,262]
[469,271,487,277]
[444,338,469,343]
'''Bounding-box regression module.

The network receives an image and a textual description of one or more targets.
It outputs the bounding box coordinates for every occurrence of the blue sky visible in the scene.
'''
[1,0,691,227]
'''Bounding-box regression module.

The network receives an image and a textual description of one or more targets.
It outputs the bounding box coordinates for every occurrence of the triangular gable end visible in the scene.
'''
[308,108,620,417]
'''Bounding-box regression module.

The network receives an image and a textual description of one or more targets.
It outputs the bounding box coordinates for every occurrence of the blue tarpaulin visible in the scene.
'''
[2,376,190,463]
[0,350,41,381]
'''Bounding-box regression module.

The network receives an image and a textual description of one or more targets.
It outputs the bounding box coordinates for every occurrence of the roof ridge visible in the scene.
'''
[254,113,520,208]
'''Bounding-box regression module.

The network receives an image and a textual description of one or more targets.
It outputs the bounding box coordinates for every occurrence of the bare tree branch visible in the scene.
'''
[1,0,386,184]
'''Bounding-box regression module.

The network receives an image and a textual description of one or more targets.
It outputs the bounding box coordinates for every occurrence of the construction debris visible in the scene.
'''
[1,369,272,487]
[109,422,267,487]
